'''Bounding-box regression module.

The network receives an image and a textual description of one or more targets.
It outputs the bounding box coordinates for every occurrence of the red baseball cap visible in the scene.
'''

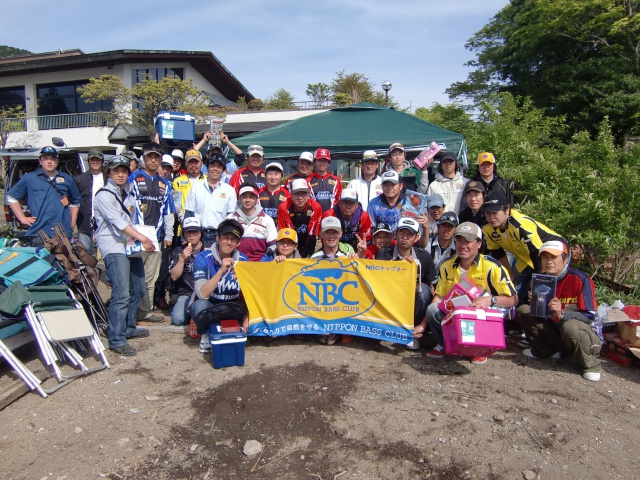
[315,148,331,162]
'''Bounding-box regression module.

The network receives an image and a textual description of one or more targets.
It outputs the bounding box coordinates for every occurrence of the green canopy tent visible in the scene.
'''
[233,103,467,179]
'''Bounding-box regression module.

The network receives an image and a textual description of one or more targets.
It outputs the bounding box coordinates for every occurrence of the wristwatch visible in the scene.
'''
[490,296,498,306]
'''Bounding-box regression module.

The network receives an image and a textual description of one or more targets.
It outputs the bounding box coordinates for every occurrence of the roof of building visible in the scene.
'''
[0,49,254,103]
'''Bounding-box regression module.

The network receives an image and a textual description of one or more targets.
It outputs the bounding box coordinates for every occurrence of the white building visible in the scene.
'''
[0,49,260,152]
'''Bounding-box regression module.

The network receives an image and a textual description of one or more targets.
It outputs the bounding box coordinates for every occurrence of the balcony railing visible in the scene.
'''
[0,111,117,132]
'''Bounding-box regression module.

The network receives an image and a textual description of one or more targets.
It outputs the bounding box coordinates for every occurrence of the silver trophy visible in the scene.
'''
[209,117,225,146]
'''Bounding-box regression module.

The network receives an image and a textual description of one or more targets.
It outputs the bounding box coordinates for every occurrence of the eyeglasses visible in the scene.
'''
[40,146,57,156]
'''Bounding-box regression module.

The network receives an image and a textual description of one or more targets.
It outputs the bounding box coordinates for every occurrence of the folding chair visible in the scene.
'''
[0,281,109,397]
[23,284,109,383]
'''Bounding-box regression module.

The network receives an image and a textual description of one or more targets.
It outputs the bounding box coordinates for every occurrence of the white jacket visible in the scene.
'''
[426,172,469,215]
[346,176,383,212]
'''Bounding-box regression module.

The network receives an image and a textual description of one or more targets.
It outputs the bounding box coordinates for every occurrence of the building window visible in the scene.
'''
[0,86,26,111]
[36,80,112,116]
[132,68,184,84]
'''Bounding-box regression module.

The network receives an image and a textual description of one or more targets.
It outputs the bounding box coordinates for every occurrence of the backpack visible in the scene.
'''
[0,246,61,287]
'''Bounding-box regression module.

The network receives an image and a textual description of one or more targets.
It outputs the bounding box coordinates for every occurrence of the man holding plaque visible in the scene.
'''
[515,241,603,382]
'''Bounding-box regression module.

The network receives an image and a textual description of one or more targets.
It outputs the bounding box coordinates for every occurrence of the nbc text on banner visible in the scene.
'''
[235,258,416,345]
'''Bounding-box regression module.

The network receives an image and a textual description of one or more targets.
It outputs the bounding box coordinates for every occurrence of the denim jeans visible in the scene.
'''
[171,295,191,326]
[414,283,433,326]
[426,302,447,347]
[514,268,534,307]
[104,253,146,348]
[77,231,95,255]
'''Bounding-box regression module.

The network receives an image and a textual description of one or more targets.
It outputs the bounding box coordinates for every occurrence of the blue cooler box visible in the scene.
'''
[208,324,246,369]
[155,111,196,142]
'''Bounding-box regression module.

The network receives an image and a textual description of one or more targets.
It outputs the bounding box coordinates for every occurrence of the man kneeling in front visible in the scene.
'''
[192,219,249,353]
[515,241,603,382]
[412,222,517,365]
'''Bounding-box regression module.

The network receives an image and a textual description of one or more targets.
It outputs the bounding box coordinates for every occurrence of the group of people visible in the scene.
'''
[6,140,603,382]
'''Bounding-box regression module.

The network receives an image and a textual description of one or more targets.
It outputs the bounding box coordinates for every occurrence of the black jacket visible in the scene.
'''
[376,245,437,285]
[74,170,108,234]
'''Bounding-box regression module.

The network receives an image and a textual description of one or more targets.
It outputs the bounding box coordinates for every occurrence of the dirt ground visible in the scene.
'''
[1,281,640,480]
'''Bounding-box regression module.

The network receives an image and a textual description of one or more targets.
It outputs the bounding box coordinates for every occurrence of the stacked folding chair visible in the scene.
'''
[0,242,109,398]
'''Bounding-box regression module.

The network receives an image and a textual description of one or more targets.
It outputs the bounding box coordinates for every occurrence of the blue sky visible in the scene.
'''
[4,0,509,111]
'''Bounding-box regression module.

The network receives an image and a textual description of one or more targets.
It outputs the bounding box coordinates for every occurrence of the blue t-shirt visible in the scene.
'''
[193,249,248,304]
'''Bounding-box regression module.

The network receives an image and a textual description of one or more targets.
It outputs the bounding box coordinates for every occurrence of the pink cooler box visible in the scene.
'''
[442,307,506,357]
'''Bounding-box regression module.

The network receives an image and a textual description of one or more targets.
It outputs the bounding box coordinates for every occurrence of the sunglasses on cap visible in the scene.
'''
[439,213,458,225]
[40,146,58,156]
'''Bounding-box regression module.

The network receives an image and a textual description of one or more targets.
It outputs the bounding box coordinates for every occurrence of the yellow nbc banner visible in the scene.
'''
[235,257,416,345]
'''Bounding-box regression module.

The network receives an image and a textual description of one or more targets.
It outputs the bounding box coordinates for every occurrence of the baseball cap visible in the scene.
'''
[207,153,226,167]
[182,217,202,232]
[321,216,342,232]
[185,149,202,162]
[455,222,483,241]
[438,151,457,162]
[388,143,404,154]
[427,194,445,208]
[340,188,358,202]
[39,146,58,158]
[373,223,392,236]
[247,145,264,157]
[217,219,244,239]
[539,240,568,256]
[277,228,298,243]
[438,211,459,227]
[161,154,174,167]
[290,178,310,193]
[299,151,314,163]
[142,142,164,156]
[478,152,496,165]
[120,150,138,162]
[396,217,420,234]
[265,162,284,174]
[465,180,486,194]
[106,155,130,171]
[238,184,259,197]
[315,148,331,161]
[363,150,378,161]
[483,190,509,212]
[381,170,400,184]
[87,149,103,161]
[171,149,184,160]
[207,143,223,153]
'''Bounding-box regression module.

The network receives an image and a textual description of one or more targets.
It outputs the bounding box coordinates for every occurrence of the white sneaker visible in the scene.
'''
[406,339,420,351]
[522,348,560,360]
[198,332,211,353]
[582,371,601,382]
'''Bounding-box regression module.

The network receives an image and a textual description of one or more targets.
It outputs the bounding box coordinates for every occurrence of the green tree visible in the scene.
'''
[414,103,477,139]
[0,105,26,148]
[455,92,640,283]
[80,74,215,138]
[332,71,376,105]
[447,0,640,142]
[264,88,297,110]
[0,45,32,59]
[306,83,332,107]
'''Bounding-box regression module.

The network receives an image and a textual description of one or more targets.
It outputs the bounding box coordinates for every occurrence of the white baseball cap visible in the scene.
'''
[247,145,264,157]
[340,188,358,202]
[321,216,342,232]
[171,149,184,160]
[265,162,284,173]
[299,151,314,163]
[161,154,174,167]
[290,178,310,193]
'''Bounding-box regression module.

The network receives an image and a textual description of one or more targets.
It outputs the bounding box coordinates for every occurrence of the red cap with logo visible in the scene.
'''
[315,148,331,162]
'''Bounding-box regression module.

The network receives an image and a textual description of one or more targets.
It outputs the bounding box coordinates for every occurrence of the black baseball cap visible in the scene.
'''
[483,190,509,212]
[217,219,244,239]
[438,211,459,227]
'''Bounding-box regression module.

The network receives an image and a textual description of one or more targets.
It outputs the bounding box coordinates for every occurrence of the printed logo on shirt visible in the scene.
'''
[55,177,65,183]
[491,232,501,239]
[328,179,336,186]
